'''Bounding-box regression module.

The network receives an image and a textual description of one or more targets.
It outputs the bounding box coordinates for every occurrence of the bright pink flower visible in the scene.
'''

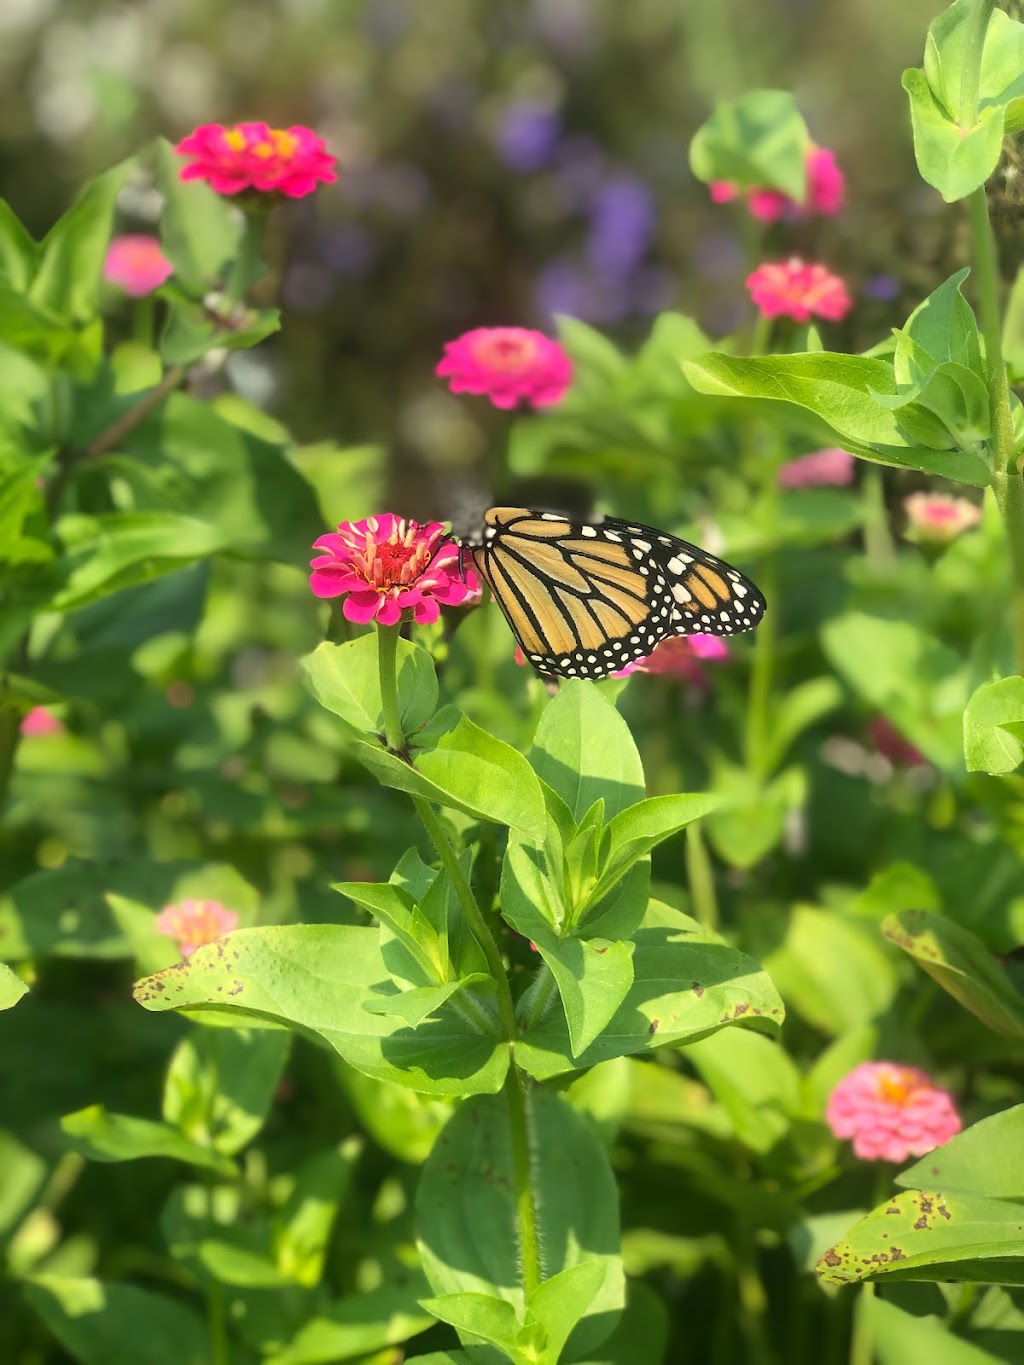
[867,716,926,768]
[19,707,64,738]
[634,633,731,685]
[778,447,856,490]
[710,145,845,222]
[310,514,476,627]
[155,899,239,957]
[746,257,852,323]
[903,492,981,546]
[826,1061,961,1162]
[103,235,174,296]
[174,122,337,199]
[436,327,573,410]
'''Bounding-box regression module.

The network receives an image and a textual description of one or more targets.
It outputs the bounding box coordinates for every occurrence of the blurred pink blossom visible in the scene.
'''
[174,122,337,198]
[746,258,852,323]
[436,327,572,409]
[155,899,239,957]
[903,492,982,546]
[103,236,174,296]
[19,707,64,738]
[310,514,476,626]
[826,1061,961,1162]
[778,448,856,490]
[867,716,927,767]
[710,145,845,222]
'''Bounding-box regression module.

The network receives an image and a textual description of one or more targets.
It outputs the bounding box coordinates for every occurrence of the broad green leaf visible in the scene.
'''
[0,200,39,289]
[133,925,508,1098]
[530,681,645,822]
[882,909,1024,1041]
[364,977,493,1028]
[0,962,27,1009]
[264,1280,436,1365]
[685,1028,801,1154]
[897,269,983,375]
[851,863,943,920]
[162,1027,291,1155]
[556,316,627,392]
[159,297,281,366]
[28,156,136,322]
[531,932,635,1059]
[419,1293,521,1357]
[197,1242,291,1287]
[336,1063,453,1164]
[274,1138,362,1288]
[570,1278,669,1365]
[689,89,809,198]
[705,761,806,869]
[683,352,992,486]
[599,793,720,885]
[0,1131,47,1239]
[898,1106,1024,1199]
[517,904,783,1080]
[963,676,1024,774]
[416,1087,623,1358]
[903,67,1008,204]
[816,1189,1024,1286]
[24,1276,211,1365]
[60,1105,237,1176]
[526,1261,607,1363]
[155,138,243,294]
[764,676,843,771]
[868,1297,1005,1365]
[302,635,439,740]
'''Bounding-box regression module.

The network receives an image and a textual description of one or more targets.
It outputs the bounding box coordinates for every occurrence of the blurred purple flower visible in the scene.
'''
[534,257,629,324]
[586,173,655,274]
[554,135,608,208]
[494,101,561,172]
[864,273,901,301]
[632,264,676,315]
[320,223,376,276]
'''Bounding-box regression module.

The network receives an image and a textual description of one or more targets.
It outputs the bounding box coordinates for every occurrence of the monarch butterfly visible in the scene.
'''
[460,507,766,680]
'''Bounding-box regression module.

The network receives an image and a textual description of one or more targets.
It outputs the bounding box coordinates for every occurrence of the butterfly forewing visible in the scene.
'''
[470,507,765,679]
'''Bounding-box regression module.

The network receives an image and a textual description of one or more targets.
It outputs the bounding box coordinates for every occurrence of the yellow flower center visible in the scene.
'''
[471,330,537,373]
[875,1067,921,1105]
[224,128,247,152]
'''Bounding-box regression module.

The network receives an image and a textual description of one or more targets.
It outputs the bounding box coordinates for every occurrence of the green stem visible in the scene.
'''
[223,212,269,306]
[504,1066,543,1298]
[745,485,779,778]
[861,465,894,569]
[848,1282,876,1365]
[748,310,773,358]
[967,187,1015,476]
[0,706,20,811]
[376,623,405,753]
[990,470,1024,675]
[958,0,996,130]
[685,821,719,934]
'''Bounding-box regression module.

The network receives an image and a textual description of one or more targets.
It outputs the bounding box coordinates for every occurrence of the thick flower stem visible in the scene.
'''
[685,821,719,934]
[0,706,21,813]
[504,1064,543,1298]
[375,623,406,753]
[991,469,1024,676]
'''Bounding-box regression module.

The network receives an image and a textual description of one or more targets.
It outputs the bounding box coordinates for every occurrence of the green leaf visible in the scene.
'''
[683,352,992,487]
[155,138,243,294]
[556,316,627,393]
[903,67,1008,204]
[529,680,645,822]
[897,269,983,374]
[689,89,809,198]
[302,635,439,740]
[882,909,1024,1041]
[60,1105,237,1176]
[416,1087,624,1359]
[898,1106,1024,1201]
[133,925,509,1098]
[685,1028,801,1154]
[28,157,136,323]
[364,978,493,1028]
[764,676,843,771]
[159,297,281,366]
[527,1261,607,1363]
[867,1297,1005,1365]
[816,1189,1024,1286]
[1004,266,1024,379]
[264,1279,436,1365]
[274,1138,363,1287]
[0,200,39,290]
[0,962,28,1009]
[517,904,784,1080]
[337,1064,452,1164]
[964,676,1024,774]
[531,933,635,1059]
[599,793,720,886]
[162,1028,291,1155]
[419,1293,521,1356]
[705,761,806,869]
[24,1276,212,1365]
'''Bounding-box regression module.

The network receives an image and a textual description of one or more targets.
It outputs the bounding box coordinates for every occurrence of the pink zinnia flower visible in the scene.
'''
[103,235,174,297]
[310,514,477,626]
[903,492,982,546]
[710,145,845,222]
[155,899,239,958]
[634,634,731,685]
[174,122,337,199]
[436,327,573,410]
[778,448,856,490]
[19,707,64,738]
[746,257,852,323]
[867,716,926,768]
[826,1061,961,1162]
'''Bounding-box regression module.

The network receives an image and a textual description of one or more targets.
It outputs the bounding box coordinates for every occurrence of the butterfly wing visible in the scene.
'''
[471,507,765,680]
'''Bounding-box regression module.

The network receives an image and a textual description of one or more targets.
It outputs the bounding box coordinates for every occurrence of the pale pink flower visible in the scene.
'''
[174,122,337,198]
[103,235,174,296]
[155,899,239,957]
[710,145,845,222]
[903,492,982,546]
[19,707,64,738]
[436,327,572,409]
[867,716,927,767]
[778,448,856,490]
[826,1061,961,1162]
[634,634,731,685]
[310,514,477,626]
[746,257,852,323]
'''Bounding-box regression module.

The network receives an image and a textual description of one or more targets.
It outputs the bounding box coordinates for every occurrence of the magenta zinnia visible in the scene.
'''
[826,1062,961,1162]
[155,899,239,957]
[436,327,573,409]
[174,122,337,198]
[710,144,845,222]
[310,514,477,626]
[103,235,174,296]
[746,257,852,323]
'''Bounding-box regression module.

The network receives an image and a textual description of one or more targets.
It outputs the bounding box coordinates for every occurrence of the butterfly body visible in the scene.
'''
[464,507,766,680]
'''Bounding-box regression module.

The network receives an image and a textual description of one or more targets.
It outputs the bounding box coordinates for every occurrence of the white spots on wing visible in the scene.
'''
[734,582,748,598]
[666,555,692,573]
[672,584,692,603]
[604,531,621,542]
[632,539,652,553]
[581,526,597,537]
